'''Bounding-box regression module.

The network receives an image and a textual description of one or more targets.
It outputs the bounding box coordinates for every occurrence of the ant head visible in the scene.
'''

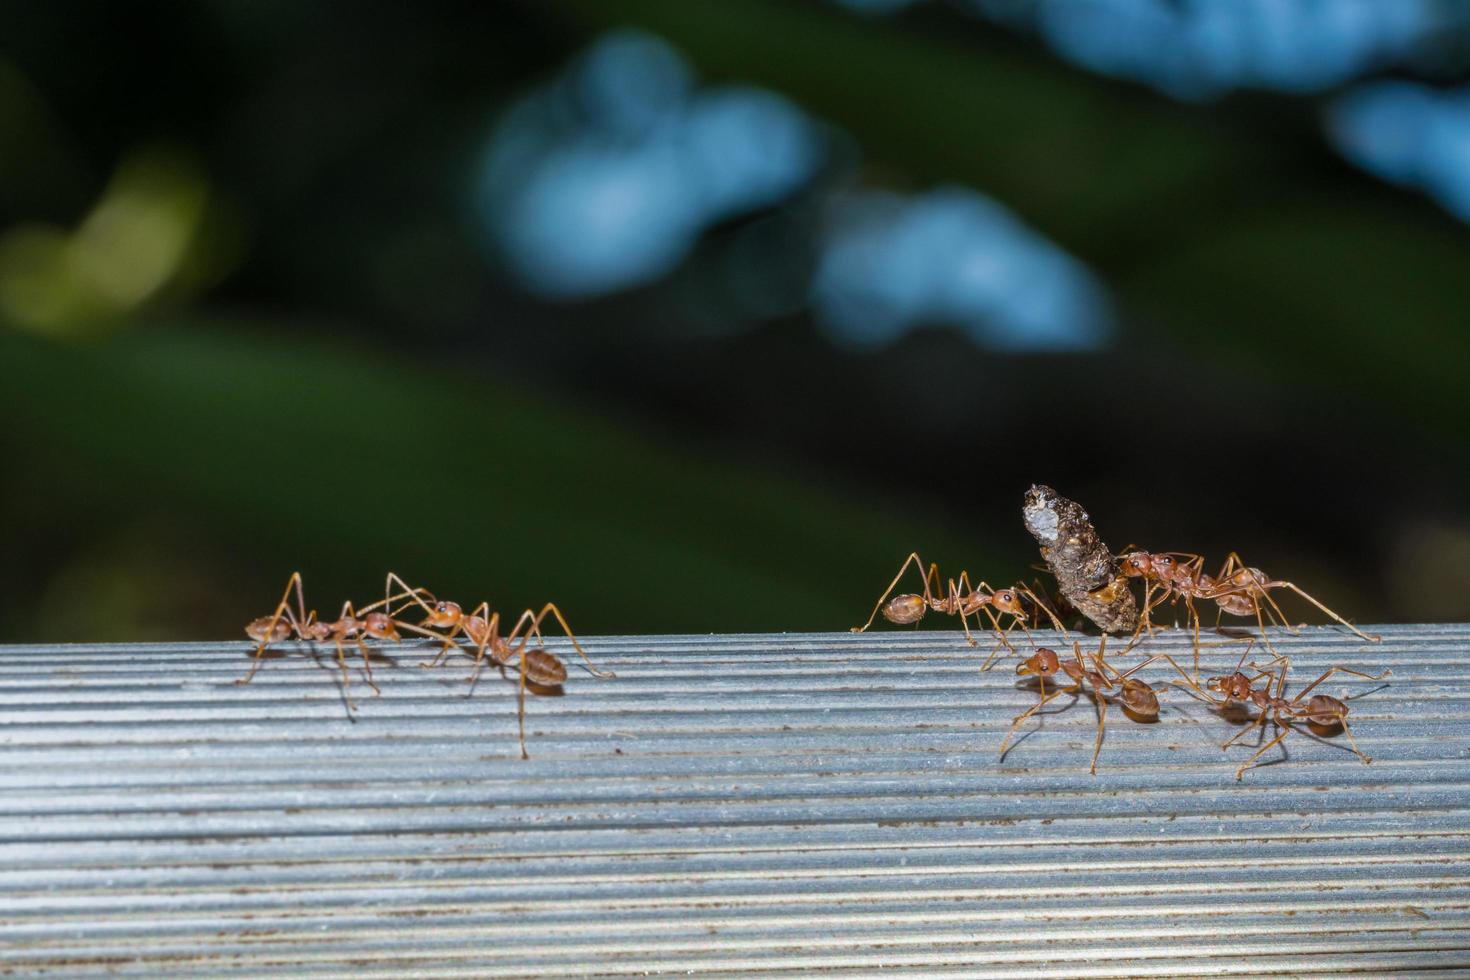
[1303,694,1347,726]
[1018,647,1060,678]
[522,648,568,687]
[1151,554,1176,576]
[245,617,293,643]
[1120,678,1159,718]
[1119,552,1151,578]
[1207,671,1253,700]
[362,612,401,641]
[990,589,1025,616]
[882,594,927,625]
[424,600,462,627]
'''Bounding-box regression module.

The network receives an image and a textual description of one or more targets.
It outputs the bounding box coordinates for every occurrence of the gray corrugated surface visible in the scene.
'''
[0,625,1465,977]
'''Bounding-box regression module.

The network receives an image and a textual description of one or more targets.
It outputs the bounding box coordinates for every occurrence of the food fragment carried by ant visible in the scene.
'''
[851,552,1063,662]
[1022,485,1137,635]
[999,637,1160,774]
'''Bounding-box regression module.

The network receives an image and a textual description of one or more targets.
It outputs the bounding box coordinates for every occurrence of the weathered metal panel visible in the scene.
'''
[0,625,1464,975]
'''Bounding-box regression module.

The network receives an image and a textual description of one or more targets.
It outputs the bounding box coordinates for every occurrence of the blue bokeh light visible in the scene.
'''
[477,30,823,298]
[811,187,1113,352]
[961,0,1463,100]
[1327,82,1470,223]
[479,28,1118,355]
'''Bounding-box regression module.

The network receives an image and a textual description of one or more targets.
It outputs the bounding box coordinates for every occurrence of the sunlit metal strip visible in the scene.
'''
[0,624,1465,976]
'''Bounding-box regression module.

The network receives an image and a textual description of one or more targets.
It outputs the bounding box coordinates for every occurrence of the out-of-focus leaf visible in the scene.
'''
[0,322,1002,638]
[556,0,1470,433]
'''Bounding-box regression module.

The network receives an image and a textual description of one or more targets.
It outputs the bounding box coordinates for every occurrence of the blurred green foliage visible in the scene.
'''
[0,322,982,639]
[2,1,1470,642]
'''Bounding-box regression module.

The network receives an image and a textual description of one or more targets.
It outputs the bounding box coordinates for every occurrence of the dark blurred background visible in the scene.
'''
[3,0,1470,642]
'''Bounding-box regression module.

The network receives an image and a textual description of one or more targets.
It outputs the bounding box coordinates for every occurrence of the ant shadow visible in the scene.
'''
[241,640,408,722]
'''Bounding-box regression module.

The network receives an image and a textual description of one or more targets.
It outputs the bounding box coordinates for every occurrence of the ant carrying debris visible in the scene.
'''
[240,572,429,711]
[1160,648,1389,780]
[998,637,1161,774]
[385,572,614,759]
[852,552,1063,663]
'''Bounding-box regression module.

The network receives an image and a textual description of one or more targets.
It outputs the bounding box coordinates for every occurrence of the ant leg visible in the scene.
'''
[368,572,438,618]
[355,636,382,695]
[976,606,1016,672]
[239,572,306,685]
[1334,715,1373,765]
[1291,665,1392,701]
[420,633,460,670]
[1267,580,1381,643]
[853,552,930,633]
[1089,695,1109,775]
[516,646,531,760]
[521,602,614,679]
[1121,583,1159,655]
[1184,594,1203,684]
[1017,584,1065,633]
[998,687,1070,762]
[463,606,499,687]
[1242,592,1281,659]
[1221,711,1270,750]
[332,635,358,712]
[1235,720,1293,780]
[951,572,979,647]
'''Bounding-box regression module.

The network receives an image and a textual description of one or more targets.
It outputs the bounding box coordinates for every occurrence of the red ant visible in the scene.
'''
[998,637,1161,774]
[853,552,1063,664]
[1118,549,1378,679]
[1161,647,1389,779]
[1205,553,1380,647]
[384,573,614,759]
[240,572,426,711]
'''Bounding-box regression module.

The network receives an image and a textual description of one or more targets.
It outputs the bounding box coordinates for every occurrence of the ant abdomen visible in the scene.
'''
[881,594,927,625]
[245,617,292,643]
[1215,593,1255,617]
[1120,679,1159,719]
[1304,693,1348,726]
[523,648,568,687]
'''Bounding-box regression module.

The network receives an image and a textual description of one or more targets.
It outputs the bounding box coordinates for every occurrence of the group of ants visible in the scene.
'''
[241,547,1386,778]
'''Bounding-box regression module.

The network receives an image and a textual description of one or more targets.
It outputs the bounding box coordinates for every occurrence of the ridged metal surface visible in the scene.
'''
[0,624,1465,976]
